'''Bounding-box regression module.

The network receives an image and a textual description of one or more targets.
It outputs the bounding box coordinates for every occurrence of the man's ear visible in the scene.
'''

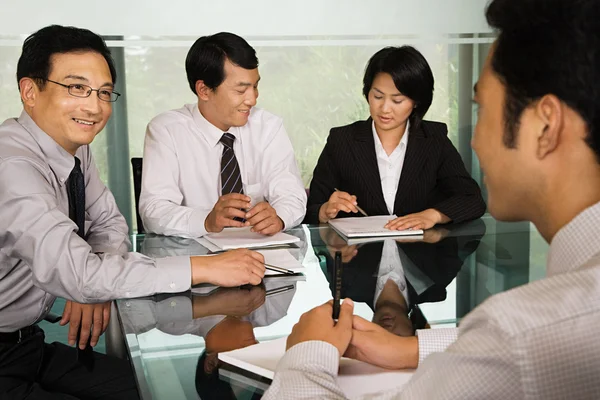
[19,77,38,107]
[535,94,563,160]
[196,80,212,101]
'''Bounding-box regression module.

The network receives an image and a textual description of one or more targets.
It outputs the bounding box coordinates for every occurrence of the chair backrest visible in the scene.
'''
[130,157,145,234]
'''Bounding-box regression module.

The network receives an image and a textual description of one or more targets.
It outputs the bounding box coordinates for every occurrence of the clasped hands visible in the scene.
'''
[205,193,284,235]
[286,299,419,370]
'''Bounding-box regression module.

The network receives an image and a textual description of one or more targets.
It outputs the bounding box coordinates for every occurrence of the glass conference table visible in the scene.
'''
[116,216,549,399]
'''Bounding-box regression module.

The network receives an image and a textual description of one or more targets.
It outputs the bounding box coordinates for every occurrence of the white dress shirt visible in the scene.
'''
[263,202,600,399]
[140,104,307,238]
[374,240,409,306]
[0,112,191,332]
[372,120,409,214]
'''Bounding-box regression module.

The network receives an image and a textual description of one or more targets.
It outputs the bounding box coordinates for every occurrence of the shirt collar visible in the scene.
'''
[547,201,600,275]
[191,103,240,148]
[371,119,410,157]
[17,110,76,187]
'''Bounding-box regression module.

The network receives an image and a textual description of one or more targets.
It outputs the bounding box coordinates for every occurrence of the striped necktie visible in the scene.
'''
[220,133,244,195]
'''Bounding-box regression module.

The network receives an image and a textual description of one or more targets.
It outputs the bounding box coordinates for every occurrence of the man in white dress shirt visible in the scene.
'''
[262,0,600,398]
[140,32,307,238]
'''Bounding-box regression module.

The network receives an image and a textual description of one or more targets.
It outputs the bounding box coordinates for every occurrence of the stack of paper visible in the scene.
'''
[329,215,423,239]
[219,337,414,397]
[197,227,300,251]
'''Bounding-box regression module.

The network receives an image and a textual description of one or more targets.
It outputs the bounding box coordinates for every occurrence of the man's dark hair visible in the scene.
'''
[486,0,600,156]
[185,32,258,95]
[16,25,117,90]
[362,46,434,131]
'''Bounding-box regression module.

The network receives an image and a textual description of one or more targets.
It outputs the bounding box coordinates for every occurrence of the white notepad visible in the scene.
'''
[329,215,423,238]
[200,227,300,250]
[219,337,414,397]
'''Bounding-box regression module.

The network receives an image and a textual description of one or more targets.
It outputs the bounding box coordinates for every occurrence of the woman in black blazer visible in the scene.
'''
[305,46,486,229]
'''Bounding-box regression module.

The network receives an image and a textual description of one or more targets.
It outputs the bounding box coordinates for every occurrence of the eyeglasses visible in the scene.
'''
[36,78,121,102]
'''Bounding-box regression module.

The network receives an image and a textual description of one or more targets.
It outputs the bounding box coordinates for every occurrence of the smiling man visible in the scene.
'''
[0,25,267,399]
[139,32,307,238]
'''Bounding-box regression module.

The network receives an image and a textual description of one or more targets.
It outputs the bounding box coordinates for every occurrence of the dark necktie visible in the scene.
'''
[66,156,94,371]
[67,157,85,239]
[220,133,244,195]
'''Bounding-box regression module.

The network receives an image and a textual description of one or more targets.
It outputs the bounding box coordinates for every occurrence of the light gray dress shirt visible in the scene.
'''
[263,202,600,399]
[0,112,191,332]
[139,104,307,238]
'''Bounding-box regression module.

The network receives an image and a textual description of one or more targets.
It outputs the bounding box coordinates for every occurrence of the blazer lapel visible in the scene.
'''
[394,124,428,213]
[350,119,388,214]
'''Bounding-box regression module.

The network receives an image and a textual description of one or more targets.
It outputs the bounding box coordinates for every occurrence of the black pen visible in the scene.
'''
[332,251,342,320]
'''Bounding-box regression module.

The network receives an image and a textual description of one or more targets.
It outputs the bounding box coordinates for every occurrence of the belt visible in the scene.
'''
[0,325,39,344]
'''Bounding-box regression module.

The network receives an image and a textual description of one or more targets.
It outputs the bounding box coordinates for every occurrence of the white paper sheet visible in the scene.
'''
[329,215,424,238]
[199,227,300,250]
[219,337,414,397]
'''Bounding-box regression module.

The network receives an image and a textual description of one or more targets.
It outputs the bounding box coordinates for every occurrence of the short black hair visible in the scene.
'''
[16,25,117,91]
[185,32,258,95]
[362,46,434,131]
[486,0,600,157]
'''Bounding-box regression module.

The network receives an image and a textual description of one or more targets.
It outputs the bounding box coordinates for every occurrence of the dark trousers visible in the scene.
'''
[0,327,139,400]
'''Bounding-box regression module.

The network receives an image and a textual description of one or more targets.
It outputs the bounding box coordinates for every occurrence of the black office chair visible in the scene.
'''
[130,157,145,234]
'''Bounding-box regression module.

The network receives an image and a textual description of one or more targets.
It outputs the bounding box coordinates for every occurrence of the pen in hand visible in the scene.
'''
[334,188,368,217]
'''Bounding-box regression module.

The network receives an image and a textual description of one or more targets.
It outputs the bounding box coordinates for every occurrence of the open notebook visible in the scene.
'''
[197,227,300,251]
[329,215,424,239]
[219,337,414,398]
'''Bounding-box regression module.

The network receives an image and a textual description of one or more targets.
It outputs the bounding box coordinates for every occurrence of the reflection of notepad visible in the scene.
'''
[219,337,414,397]
[201,227,300,250]
[329,215,423,238]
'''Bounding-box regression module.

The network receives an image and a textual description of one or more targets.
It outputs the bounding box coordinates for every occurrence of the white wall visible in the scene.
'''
[0,0,491,37]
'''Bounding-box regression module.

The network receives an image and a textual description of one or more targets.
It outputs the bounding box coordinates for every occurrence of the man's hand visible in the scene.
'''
[343,315,419,370]
[286,298,354,355]
[385,208,450,231]
[245,202,284,235]
[59,300,111,349]
[205,193,251,233]
[319,191,359,223]
[191,249,266,287]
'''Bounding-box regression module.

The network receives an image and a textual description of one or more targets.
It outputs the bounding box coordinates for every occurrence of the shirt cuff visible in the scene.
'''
[188,208,210,237]
[154,256,192,293]
[278,341,340,376]
[416,327,459,364]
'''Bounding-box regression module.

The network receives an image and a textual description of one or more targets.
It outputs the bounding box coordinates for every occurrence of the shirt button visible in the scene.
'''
[170,301,177,307]
[126,302,131,307]
[44,306,49,312]
[169,283,176,289]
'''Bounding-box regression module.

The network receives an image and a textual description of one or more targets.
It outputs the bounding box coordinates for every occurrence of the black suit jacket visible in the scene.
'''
[305,119,486,224]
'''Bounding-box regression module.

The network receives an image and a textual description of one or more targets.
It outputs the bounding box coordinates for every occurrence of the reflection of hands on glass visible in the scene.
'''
[319,227,359,263]
[395,226,451,244]
[343,315,418,370]
[385,208,450,231]
[192,285,266,319]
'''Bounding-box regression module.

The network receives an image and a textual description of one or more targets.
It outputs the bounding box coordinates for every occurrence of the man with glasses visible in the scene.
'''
[0,25,266,399]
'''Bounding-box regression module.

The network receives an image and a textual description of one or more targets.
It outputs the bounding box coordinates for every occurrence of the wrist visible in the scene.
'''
[393,335,419,369]
[319,203,329,223]
[191,256,213,285]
